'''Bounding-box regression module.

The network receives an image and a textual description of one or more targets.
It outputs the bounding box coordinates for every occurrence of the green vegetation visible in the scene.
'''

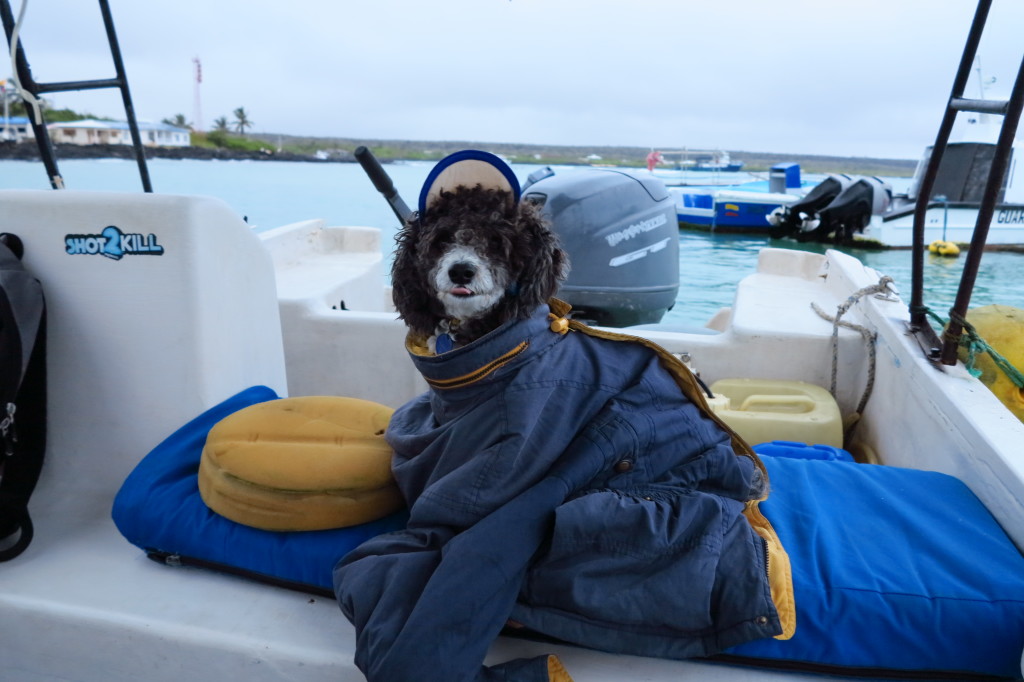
[5,101,107,122]
[192,130,274,153]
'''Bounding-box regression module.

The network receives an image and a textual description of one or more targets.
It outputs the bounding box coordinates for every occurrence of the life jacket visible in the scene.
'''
[0,233,46,562]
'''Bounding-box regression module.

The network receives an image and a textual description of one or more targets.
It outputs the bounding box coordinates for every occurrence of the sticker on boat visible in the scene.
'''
[65,225,165,259]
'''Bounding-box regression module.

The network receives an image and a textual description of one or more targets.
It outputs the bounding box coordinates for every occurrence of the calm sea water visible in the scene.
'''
[1,157,1020,327]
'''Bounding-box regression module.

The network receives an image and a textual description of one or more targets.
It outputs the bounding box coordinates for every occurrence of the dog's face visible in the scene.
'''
[428,236,511,323]
[392,184,568,348]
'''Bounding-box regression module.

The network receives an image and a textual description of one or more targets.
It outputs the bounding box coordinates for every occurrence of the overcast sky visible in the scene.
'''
[9,0,1024,160]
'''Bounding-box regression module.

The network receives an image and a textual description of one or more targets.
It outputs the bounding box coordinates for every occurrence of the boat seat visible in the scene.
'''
[0,190,287,518]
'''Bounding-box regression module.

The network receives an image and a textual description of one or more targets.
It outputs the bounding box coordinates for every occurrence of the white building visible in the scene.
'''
[0,116,34,142]
[47,119,190,147]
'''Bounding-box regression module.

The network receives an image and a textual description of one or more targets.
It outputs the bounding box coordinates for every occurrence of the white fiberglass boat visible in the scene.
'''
[3,1,1024,680]
[2,185,1024,681]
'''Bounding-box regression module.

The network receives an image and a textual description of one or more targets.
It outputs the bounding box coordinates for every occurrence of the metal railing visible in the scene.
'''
[0,0,151,191]
[909,0,1024,365]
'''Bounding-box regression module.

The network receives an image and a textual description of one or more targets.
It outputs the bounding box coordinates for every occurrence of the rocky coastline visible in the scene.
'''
[0,140,345,163]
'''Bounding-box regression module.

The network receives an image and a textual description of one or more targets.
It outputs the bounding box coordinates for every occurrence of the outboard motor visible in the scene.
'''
[810,176,893,242]
[523,169,679,327]
[768,174,853,234]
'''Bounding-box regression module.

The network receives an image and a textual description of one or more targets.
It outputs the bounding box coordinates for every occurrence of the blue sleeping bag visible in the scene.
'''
[112,385,407,594]
[112,386,1024,678]
[725,452,1024,679]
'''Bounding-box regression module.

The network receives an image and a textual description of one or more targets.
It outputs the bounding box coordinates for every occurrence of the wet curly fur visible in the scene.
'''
[392,185,568,348]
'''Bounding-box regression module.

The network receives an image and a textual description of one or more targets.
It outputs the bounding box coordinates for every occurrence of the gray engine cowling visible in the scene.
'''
[523,168,679,326]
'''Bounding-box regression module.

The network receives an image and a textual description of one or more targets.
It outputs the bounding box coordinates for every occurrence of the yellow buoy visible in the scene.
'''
[928,240,961,257]
[956,305,1024,422]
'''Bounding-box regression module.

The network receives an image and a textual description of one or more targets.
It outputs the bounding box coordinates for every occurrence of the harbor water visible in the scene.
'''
[1,157,1020,328]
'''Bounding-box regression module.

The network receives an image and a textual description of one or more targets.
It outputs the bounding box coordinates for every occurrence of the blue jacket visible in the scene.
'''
[334,300,794,682]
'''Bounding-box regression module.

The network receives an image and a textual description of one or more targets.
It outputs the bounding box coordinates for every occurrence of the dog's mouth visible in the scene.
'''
[449,286,475,297]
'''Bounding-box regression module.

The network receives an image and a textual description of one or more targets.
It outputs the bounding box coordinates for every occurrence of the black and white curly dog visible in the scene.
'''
[391,152,568,353]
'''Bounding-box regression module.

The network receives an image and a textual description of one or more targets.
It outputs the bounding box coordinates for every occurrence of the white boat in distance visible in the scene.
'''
[861,122,1024,247]
[649,149,756,187]
[775,81,1024,248]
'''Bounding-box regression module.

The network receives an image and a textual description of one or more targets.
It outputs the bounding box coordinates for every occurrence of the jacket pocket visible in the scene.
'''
[522,486,742,633]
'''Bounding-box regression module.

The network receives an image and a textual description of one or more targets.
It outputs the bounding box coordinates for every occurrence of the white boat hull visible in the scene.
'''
[2,189,1023,680]
[860,203,1024,247]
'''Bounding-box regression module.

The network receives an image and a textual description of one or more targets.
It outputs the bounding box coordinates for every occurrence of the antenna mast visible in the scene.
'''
[192,56,202,132]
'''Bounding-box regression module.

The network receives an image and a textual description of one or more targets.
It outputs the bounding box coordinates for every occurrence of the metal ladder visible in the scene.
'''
[909,0,1024,365]
[0,0,152,191]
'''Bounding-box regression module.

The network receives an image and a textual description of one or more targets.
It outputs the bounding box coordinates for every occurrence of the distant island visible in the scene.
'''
[0,133,919,178]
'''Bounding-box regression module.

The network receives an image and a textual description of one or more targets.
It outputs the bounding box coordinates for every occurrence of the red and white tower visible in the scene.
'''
[192,57,203,132]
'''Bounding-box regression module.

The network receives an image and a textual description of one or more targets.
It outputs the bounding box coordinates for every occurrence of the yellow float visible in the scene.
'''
[957,305,1024,422]
[928,240,961,257]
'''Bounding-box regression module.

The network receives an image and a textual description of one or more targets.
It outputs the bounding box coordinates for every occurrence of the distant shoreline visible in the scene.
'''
[0,141,335,164]
[0,138,919,177]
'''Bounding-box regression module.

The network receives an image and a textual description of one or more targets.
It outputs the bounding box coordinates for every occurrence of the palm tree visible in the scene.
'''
[232,107,252,135]
[161,113,191,130]
[212,116,229,133]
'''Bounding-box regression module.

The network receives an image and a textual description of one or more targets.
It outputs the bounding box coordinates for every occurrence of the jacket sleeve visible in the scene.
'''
[334,476,572,682]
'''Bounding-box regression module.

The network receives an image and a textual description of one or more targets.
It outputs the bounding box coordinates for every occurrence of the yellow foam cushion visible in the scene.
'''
[198,396,403,531]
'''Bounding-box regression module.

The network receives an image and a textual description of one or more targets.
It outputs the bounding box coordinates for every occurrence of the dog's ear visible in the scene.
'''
[391,217,442,337]
[510,202,569,314]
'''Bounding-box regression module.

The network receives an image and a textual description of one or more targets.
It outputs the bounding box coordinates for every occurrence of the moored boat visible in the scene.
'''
[774,92,1024,248]
[648,149,754,186]
[673,162,806,232]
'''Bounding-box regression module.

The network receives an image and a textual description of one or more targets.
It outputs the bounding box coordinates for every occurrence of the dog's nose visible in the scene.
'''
[448,261,476,285]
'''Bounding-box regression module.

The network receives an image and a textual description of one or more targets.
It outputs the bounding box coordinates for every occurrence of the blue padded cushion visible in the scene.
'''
[726,455,1024,679]
[112,385,408,594]
[754,440,854,462]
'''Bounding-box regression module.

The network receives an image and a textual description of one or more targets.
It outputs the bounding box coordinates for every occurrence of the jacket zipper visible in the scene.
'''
[761,535,770,583]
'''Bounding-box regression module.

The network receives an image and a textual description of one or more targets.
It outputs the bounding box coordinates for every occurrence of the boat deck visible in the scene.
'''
[3,190,1024,681]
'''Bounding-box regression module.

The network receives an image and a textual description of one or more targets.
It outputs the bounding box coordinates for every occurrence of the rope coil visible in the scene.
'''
[811,276,894,422]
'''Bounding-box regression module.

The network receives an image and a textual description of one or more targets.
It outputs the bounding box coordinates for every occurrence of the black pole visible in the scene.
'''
[354,146,412,224]
[909,0,992,329]
[939,53,1024,365]
[97,0,151,193]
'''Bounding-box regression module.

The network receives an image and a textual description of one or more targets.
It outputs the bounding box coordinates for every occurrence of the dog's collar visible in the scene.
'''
[435,332,456,354]
[435,319,460,354]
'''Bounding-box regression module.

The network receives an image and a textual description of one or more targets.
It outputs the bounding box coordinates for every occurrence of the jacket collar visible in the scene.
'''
[405,300,572,391]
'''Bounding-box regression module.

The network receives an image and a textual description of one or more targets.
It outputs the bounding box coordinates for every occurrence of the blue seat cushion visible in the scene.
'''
[725,454,1024,679]
[754,439,854,462]
[113,388,1024,678]
[112,385,407,595]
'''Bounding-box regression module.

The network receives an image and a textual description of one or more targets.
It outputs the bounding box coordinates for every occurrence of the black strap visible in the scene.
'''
[0,499,33,561]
